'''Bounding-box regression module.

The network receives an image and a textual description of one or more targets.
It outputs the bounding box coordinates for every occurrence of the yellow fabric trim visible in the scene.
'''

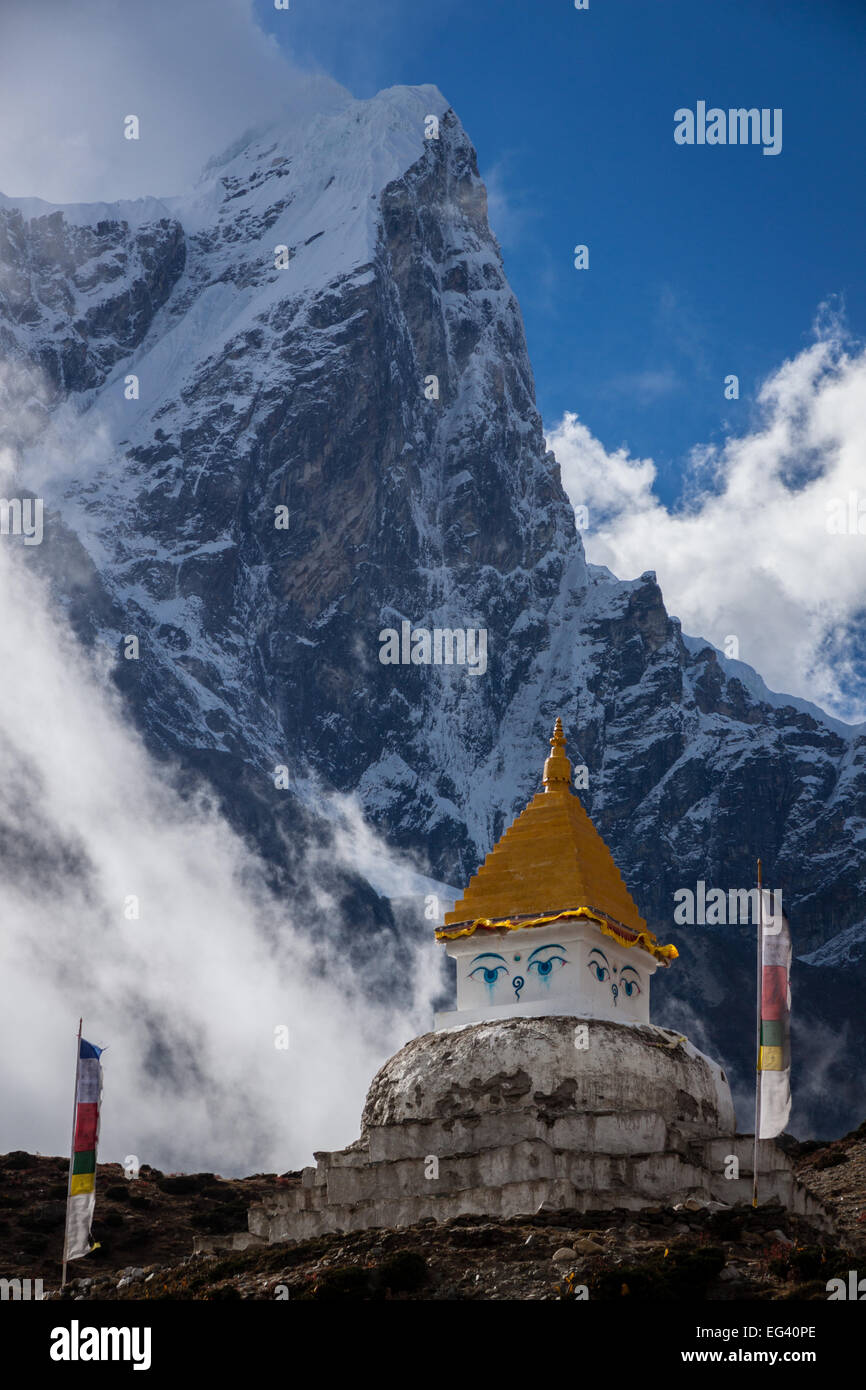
[648,1033,687,1050]
[435,906,678,965]
[759,1045,784,1071]
[70,1173,95,1196]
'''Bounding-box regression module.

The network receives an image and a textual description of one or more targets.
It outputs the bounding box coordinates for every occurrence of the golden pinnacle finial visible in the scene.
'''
[543,716,572,793]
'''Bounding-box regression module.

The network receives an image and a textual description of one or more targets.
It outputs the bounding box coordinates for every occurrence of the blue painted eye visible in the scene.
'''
[622,977,641,997]
[470,965,507,985]
[528,955,566,977]
[588,962,609,982]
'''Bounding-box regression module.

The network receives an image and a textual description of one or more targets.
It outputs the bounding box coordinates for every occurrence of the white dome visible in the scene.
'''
[362,1015,735,1140]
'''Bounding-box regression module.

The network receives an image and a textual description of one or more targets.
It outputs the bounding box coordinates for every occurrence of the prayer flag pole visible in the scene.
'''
[752,862,763,1208]
[61,1018,83,1290]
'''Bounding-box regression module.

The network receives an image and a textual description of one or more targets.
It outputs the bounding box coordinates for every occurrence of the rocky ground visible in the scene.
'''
[2,1124,864,1301]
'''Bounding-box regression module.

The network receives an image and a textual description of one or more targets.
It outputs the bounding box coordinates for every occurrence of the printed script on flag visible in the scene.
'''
[64,1038,103,1262]
[758,895,792,1139]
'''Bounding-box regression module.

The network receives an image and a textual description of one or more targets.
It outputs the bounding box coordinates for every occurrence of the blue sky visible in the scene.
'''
[259,0,866,508]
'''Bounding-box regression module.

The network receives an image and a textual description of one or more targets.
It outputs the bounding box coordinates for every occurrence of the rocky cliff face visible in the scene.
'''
[1,82,864,1133]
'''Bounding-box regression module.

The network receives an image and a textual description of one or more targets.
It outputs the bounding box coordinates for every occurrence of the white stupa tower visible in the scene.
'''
[242,719,829,1246]
[434,717,676,1030]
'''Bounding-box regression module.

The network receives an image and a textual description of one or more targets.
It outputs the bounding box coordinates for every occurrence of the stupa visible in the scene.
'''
[434,717,676,1030]
[240,719,828,1246]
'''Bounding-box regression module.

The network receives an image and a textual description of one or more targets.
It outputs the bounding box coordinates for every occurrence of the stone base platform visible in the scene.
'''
[244,1017,831,1245]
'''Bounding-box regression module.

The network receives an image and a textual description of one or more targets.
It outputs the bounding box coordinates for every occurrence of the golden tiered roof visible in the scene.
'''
[437,718,677,965]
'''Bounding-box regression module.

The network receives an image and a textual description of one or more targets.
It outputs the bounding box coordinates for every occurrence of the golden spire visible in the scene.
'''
[442,718,648,937]
[543,716,571,792]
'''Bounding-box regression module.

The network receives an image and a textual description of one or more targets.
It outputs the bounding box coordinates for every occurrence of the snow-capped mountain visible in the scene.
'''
[1,82,865,1133]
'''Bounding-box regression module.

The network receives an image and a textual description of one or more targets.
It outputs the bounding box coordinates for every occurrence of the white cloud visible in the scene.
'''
[0,492,443,1176]
[547,317,866,722]
[0,0,344,203]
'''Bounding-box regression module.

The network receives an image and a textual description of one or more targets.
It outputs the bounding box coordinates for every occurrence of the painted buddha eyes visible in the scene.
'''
[588,948,641,1004]
[470,963,508,985]
[468,945,568,995]
[529,953,566,978]
[468,944,640,1004]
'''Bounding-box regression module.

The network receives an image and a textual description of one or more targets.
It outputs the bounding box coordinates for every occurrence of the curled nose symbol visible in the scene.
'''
[513,975,525,999]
